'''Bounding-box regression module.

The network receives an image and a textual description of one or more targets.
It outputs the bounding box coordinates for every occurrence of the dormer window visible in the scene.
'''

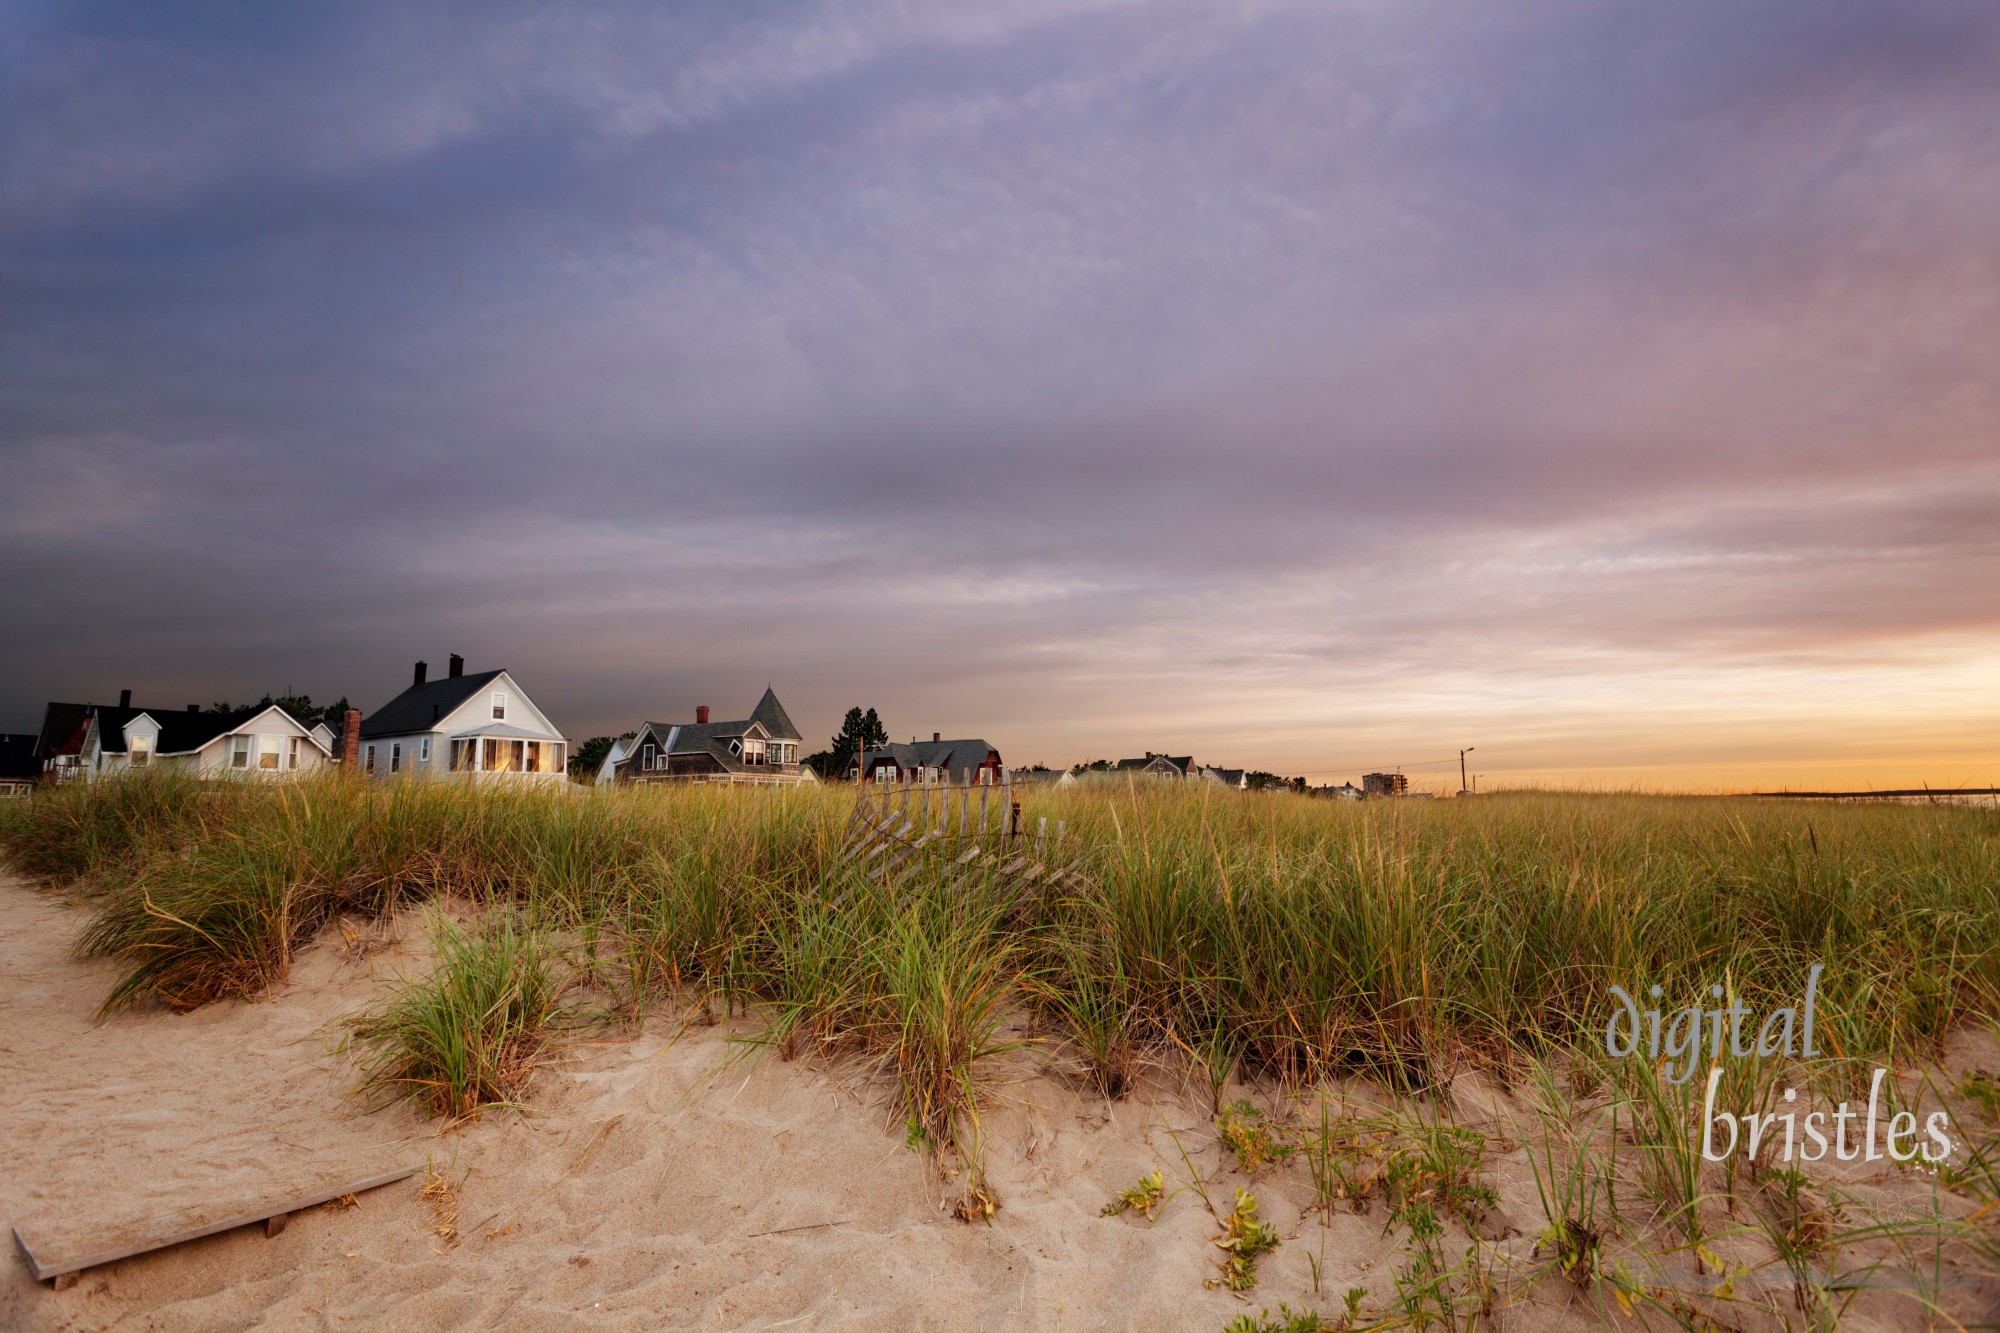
[129,734,152,768]
[491,692,507,721]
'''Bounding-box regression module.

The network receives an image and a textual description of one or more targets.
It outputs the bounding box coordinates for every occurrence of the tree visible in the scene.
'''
[570,731,636,782]
[804,706,889,778]
[205,692,349,727]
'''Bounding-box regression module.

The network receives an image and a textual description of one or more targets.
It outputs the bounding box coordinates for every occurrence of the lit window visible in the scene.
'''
[260,736,281,770]
[551,743,564,771]
[527,741,541,772]
[483,738,499,770]
[491,692,507,720]
[510,740,525,771]
[129,735,152,769]
[233,735,252,769]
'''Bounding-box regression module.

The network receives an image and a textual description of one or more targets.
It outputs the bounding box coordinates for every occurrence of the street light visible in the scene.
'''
[1460,747,1475,795]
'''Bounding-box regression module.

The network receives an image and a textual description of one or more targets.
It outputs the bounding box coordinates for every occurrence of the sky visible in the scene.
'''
[2,0,1996,791]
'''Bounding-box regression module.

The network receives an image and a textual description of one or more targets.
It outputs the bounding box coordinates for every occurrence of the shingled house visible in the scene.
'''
[846,733,1003,785]
[357,656,568,783]
[1115,753,1195,779]
[613,688,808,785]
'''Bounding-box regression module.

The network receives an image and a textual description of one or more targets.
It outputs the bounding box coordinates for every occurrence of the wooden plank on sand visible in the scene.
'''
[12,1167,417,1286]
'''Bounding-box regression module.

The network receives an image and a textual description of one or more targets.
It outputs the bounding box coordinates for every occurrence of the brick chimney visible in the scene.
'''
[449,654,464,678]
[933,731,941,743]
[119,689,131,709]
[413,660,428,686]
[341,709,361,768]
[696,705,710,724]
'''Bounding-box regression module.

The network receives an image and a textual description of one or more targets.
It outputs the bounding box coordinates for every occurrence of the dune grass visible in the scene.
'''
[345,911,575,1122]
[4,773,1996,1077]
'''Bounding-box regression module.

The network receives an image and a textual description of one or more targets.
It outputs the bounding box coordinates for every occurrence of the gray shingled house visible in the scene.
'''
[845,732,1003,785]
[613,688,809,785]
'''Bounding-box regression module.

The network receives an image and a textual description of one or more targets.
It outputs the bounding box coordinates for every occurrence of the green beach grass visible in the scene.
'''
[4,771,1995,1084]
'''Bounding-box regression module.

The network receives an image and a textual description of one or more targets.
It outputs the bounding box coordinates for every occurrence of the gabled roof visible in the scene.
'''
[645,718,771,773]
[1115,754,1194,775]
[852,738,1000,777]
[750,687,802,741]
[359,670,506,739]
[37,702,325,756]
[33,703,93,760]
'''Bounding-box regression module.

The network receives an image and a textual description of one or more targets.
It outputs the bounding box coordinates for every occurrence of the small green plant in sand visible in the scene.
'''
[1218,1099,1296,1174]
[1208,1187,1281,1291]
[1102,1170,1167,1221]
[1955,1068,2000,1121]
[1304,1102,1495,1228]
[1222,1304,1341,1333]
[345,913,577,1122]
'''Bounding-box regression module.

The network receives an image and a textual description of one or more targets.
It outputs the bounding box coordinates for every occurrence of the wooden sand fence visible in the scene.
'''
[833,770,1088,912]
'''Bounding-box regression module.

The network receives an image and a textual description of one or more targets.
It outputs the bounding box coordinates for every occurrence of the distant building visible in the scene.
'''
[1013,767,1075,788]
[1199,765,1247,789]
[1362,772,1409,797]
[1114,753,1195,779]
[847,732,1003,785]
[615,688,809,785]
[358,656,568,783]
[30,692,333,781]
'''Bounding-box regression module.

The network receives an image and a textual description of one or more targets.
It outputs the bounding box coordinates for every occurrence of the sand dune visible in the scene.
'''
[2,876,1991,1331]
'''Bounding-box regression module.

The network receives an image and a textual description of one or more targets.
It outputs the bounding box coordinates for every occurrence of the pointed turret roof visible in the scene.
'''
[750,686,801,741]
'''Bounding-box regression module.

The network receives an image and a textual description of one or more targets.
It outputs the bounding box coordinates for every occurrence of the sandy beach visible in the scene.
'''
[3,870,1993,1332]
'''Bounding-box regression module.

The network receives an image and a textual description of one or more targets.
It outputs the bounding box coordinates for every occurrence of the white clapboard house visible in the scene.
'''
[33,692,334,780]
[356,655,568,784]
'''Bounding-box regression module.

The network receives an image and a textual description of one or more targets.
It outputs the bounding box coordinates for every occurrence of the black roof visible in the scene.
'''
[0,733,39,780]
[34,702,94,760]
[749,687,802,741]
[359,670,505,739]
[154,708,266,755]
[32,702,320,757]
[852,738,1000,776]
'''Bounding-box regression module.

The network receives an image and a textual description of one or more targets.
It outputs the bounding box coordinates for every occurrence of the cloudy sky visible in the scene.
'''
[3,0,1996,789]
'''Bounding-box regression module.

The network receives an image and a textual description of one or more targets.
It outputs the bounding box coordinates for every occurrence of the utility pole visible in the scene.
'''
[1460,746,1475,795]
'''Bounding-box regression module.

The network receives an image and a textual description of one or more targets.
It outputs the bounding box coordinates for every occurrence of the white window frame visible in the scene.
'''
[232,735,252,770]
[420,737,431,764]
[643,742,656,771]
[364,744,376,775]
[390,742,402,774]
[129,734,152,769]
[288,736,301,770]
[259,735,281,771]
[491,691,507,721]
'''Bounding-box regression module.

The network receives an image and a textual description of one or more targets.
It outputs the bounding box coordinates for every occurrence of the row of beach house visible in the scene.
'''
[10,656,1003,790]
[6,654,1382,795]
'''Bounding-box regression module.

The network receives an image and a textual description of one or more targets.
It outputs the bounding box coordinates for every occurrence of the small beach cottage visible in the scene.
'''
[846,733,1003,784]
[357,656,568,784]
